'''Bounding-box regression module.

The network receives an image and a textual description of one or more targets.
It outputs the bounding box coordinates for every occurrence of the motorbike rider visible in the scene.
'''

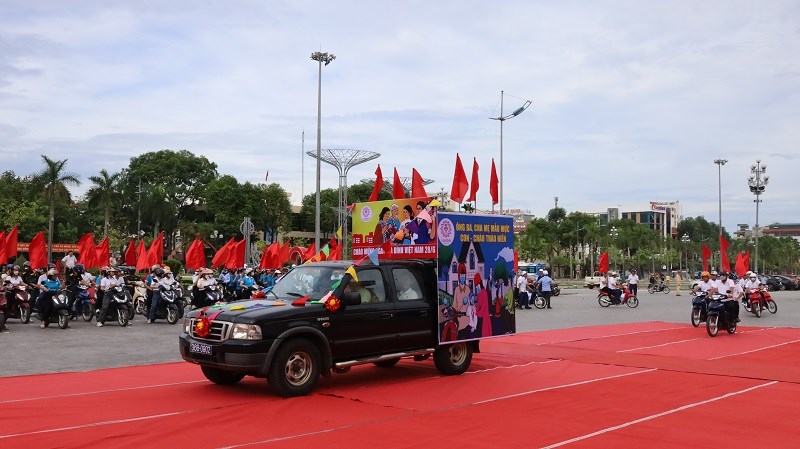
[693,271,714,295]
[36,269,62,328]
[715,271,741,322]
[97,267,125,327]
[604,271,622,304]
[196,268,218,306]
[743,272,765,309]
[239,268,256,298]
[1,265,24,331]
[65,264,86,319]
[147,268,166,323]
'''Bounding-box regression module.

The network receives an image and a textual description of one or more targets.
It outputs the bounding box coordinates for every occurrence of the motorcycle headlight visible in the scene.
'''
[231,324,262,340]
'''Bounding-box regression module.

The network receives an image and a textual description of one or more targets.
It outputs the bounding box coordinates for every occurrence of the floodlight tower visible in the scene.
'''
[307,149,380,257]
[748,160,768,273]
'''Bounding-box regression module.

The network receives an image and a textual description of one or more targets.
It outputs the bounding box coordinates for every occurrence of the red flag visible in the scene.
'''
[5,225,18,261]
[734,252,745,278]
[598,252,609,273]
[328,238,342,261]
[76,233,96,268]
[719,235,730,273]
[185,239,206,271]
[147,232,164,266]
[450,153,469,204]
[392,167,405,199]
[124,240,136,266]
[302,243,316,261]
[135,240,150,272]
[211,237,235,268]
[277,240,291,267]
[29,231,47,270]
[0,232,6,264]
[411,168,427,198]
[258,242,273,270]
[368,165,383,202]
[95,237,110,269]
[225,240,245,269]
[701,243,711,271]
[513,249,519,272]
[489,158,499,206]
[742,250,750,274]
[467,157,479,202]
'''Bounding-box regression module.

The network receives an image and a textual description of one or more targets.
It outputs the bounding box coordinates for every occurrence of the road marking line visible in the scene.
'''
[538,380,778,449]
[0,380,206,405]
[0,410,190,440]
[617,326,778,353]
[535,326,686,346]
[467,359,560,374]
[709,339,800,360]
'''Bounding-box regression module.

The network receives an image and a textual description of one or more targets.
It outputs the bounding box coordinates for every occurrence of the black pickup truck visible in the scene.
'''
[179,259,478,397]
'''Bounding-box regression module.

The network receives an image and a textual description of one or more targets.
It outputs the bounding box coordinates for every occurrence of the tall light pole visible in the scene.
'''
[748,160,768,273]
[610,226,619,271]
[714,159,727,269]
[681,233,690,272]
[311,50,335,251]
[490,91,531,213]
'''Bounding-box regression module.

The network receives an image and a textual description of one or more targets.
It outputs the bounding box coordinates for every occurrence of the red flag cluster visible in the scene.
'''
[734,251,750,278]
[0,226,19,265]
[701,243,712,271]
[368,165,429,201]
[449,153,500,206]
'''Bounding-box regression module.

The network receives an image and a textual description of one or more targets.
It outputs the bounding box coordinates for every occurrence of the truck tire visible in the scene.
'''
[201,366,245,385]
[268,338,321,397]
[434,342,472,375]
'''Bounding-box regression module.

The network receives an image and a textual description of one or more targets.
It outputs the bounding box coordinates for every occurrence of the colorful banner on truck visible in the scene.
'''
[436,212,515,344]
[351,197,437,260]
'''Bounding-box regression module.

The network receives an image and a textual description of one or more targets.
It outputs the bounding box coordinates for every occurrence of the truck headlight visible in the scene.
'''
[232,324,262,340]
[183,317,191,333]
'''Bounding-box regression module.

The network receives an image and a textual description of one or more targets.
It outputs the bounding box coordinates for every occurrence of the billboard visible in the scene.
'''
[436,213,515,344]
[351,197,437,259]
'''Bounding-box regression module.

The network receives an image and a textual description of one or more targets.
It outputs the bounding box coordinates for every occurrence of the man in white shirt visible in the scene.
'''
[627,269,639,297]
[61,251,77,274]
[693,271,713,294]
[516,271,529,309]
[716,271,740,322]
[607,272,622,304]
[743,272,764,309]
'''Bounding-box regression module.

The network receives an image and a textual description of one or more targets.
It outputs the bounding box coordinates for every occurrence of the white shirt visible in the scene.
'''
[516,275,527,291]
[196,276,216,289]
[716,279,738,299]
[80,272,95,286]
[628,274,639,285]
[100,277,114,290]
[61,254,77,269]
[744,278,761,290]
[608,276,618,289]
[6,275,23,286]
[696,280,714,293]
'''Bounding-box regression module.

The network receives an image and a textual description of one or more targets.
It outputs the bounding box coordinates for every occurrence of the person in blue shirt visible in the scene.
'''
[239,269,256,299]
[538,270,554,309]
[36,269,62,328]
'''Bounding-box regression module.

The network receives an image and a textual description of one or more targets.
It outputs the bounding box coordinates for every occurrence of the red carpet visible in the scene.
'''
[2,322,798,448]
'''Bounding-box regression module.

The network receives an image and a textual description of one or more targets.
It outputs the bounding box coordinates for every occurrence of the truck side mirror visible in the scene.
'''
[340,291,362,306]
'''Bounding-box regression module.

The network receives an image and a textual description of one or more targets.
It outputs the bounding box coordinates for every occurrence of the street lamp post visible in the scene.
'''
[489,91,531,213]
[680,233,690,273]
[610,226,619,271]
[714,159,727,268]
[748,160,768,273]
[310,50,335,251]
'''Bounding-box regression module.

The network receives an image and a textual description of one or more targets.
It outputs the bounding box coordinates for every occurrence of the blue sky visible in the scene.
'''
[1,0,798,233]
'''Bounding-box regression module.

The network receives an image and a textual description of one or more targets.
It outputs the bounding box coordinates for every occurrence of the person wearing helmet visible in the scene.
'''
[715,271,741,322]
[35,269,62,328]
[538,269,554,309]
[147,268,166,323]
[606,271,622,304]
[694,271,713,294]
[239,268,256,299]
[743,272,764,310]
[65,264,86,320]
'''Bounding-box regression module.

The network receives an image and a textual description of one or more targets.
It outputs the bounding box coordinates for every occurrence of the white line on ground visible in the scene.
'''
[709,339,800,360]
[538,380,778,449]
[535,326,686,346]
[0,410,190,440]
[616,326,778,353]
[0,379,206,405]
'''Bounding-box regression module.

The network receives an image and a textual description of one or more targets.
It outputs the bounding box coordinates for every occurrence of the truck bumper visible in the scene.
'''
[179,332,274,375]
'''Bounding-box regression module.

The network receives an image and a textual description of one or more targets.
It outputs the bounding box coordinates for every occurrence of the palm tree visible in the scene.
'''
[86,169,121,238]
[34,155,81,262]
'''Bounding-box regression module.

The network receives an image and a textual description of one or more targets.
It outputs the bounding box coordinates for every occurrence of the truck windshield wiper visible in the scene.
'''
[285,292,305,297]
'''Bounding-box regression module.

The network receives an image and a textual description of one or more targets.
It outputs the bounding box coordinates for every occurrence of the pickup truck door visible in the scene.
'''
[325,268,396,359]
[390,267,436,350]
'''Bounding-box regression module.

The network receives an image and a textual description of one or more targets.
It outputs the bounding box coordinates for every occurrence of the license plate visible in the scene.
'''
[189,342,212,355]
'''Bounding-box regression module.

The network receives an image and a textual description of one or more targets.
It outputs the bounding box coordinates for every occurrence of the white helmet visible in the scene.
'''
[749,273,757,279]
[745,271,753,276]
[543,270,548,275]
[520,271,527,275]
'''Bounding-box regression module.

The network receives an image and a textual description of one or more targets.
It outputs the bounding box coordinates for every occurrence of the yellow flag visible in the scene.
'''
[336,226,343,239]
[345,266,358,283]
[429,199,441,207]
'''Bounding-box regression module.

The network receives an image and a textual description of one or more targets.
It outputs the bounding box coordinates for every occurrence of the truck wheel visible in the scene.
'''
[434,342,472,375]
[268,338,320,397]
[201,366,245,385]
[373,358,400,368]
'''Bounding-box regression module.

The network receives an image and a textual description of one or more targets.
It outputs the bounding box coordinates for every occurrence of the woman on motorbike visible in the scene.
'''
[36,269,62,328]
[239,268,256,299]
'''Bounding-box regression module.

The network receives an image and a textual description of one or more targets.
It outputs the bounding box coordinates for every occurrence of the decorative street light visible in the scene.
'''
[748,160,768,273]
[680,233,690,272]
[311,50,335,251]
[609,226,619,271]
[489,91,531,213]
[714,158,727,268]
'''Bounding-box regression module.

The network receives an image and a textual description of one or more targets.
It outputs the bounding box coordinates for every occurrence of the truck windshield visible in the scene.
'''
[271,266,344,301]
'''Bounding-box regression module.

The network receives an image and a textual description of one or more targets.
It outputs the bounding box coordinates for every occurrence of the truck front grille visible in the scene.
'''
[190,320,232,341]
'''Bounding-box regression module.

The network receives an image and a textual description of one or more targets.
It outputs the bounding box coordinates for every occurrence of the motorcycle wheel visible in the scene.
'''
[57,310,70,329]
[552,287,561,297]
[767,300,777,314]
[662,286,670,294]
[117,310,129,327]
[753,302,761,317]
[626,296,639,308]
[81,303,94,322]
[647,286,655,294]
[598,295,611,307]
[20,306,31,324]
[691,308,702,327]
[742,300,751,313]
[134,298,145,315]
[706,315,719,337]
[727,323,736,334]
[533,296,546,309]
[166,306,179,324]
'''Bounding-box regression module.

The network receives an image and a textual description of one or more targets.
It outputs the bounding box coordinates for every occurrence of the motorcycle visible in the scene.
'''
[3,283,33,324]
[743,287,777,317]
[96,285,134,326]
[194,285,223,309]
[72,284,95,322]
[647,282,670,294]
[706,294,736,337]
[690,292,709,327]
[38,289,71,329]
[597,284,639,308]
[132,281,150,316]
[551,282,561,297]
[147,284,184,324]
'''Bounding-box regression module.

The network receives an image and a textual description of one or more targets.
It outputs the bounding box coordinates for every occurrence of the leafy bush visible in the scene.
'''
[164,259,183,275]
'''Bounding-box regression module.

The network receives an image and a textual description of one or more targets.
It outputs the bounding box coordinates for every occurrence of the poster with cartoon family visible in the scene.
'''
[436,213,516,344]
[351,197,438,259]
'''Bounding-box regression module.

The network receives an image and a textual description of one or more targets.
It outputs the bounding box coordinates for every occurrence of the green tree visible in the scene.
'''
[32,155,81,261]
[86,169,121,238]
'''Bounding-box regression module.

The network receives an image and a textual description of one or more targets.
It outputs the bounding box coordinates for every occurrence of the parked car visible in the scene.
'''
[763,276,783,291]
[772,275,799,290]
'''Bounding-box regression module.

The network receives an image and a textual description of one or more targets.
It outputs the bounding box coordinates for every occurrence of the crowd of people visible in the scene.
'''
[692,269,767,323]
[514,268,554,309]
